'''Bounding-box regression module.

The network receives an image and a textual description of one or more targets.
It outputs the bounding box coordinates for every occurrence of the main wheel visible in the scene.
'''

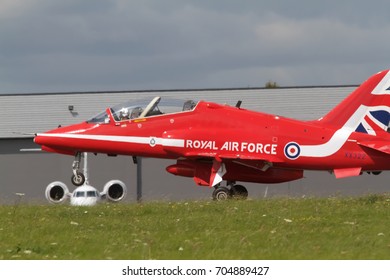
[230,184,248,200]
[212,187,231,201]
[71,171,85,186]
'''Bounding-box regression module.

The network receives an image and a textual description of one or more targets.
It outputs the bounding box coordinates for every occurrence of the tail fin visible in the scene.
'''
[318,69,390,135]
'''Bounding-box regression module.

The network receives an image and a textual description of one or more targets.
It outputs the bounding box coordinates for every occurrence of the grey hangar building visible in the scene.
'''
[1,85,389,204]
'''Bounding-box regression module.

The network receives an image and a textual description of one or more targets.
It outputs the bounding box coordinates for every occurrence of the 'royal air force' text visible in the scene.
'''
[186,140,277,155]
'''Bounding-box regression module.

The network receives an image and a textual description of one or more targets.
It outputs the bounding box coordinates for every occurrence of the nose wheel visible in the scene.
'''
[212,183,248,201]
[71,171,86,186]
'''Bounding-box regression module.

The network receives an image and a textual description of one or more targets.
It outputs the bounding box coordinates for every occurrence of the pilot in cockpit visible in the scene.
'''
[183,100,196,111]
[130,107,143,119]
[119,108,130,121]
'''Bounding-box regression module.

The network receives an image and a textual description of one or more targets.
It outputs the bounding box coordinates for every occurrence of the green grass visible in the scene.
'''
[1,195,390,260]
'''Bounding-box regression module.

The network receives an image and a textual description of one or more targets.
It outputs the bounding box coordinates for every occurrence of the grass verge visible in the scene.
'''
[1,195,389,260]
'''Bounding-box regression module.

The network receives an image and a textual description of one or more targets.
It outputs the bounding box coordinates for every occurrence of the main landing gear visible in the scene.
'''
[212,182,248,201]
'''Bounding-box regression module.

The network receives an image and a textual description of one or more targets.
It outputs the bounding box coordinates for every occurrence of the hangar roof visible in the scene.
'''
[0,85,357,139]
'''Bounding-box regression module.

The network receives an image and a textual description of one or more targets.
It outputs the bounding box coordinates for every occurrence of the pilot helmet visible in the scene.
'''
[120,108,129,119]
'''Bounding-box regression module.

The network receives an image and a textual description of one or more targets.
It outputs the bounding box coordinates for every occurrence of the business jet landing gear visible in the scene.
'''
[71,152,87,186]
[212,182,248,201]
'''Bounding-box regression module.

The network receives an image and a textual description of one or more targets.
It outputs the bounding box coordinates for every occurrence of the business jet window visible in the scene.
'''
[87,191,98,197]
[74,191,86,197]
[87,97,198,124]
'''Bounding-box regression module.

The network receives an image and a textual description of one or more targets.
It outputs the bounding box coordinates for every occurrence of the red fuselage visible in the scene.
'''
[34,99,390,185]
[34,70,390,189]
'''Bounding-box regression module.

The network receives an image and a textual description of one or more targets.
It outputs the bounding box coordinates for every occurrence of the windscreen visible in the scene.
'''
[87,97,197,124]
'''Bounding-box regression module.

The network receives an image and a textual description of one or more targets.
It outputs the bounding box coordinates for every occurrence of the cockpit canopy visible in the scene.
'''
[87,97,198,124]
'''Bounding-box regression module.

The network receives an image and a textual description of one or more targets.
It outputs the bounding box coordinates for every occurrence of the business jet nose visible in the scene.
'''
[70,185,101,206]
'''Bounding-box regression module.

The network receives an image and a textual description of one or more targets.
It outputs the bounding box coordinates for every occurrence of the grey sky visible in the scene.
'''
[1,0,390,93]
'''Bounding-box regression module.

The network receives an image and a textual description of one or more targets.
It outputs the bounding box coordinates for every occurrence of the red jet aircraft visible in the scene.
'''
[34,70,390,200]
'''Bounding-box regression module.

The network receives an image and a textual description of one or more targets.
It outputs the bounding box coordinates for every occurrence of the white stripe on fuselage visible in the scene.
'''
[300,105,368,157]
[37,133,185,148]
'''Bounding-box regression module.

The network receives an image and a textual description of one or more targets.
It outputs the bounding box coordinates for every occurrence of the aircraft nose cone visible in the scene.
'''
[33,133,67,154]
[34,134,42,144]
[34,133,46,145]
[33,133,55,151]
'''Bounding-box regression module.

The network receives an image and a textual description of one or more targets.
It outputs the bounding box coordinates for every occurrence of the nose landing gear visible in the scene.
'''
[71,152,87,186]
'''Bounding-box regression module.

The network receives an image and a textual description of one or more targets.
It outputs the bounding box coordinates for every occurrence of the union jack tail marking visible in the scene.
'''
[355,108,390,135]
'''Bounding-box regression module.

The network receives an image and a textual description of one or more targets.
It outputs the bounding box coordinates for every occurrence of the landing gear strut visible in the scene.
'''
[71,152,87,186]
[212,182,248,201]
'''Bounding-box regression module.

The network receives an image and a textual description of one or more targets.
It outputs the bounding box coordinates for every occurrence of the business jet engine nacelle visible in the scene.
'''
[45,181,70,204]
[102,180,127,202]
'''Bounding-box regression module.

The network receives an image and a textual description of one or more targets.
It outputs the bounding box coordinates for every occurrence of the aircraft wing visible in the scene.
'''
[330,141,390,179]
[358,141,390,155]
[180,151,288,187]
[327,141,390,178]
[184,151,282,162]
[183,151,282,171]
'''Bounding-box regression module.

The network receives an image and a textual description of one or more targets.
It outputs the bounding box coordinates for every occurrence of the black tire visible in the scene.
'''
[212,187,231,201]
[230,184,248,200]
[71,172,85,186]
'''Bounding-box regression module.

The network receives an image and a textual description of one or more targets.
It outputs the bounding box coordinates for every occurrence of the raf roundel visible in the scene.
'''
[149,137,157,147]
[284,142,301,160]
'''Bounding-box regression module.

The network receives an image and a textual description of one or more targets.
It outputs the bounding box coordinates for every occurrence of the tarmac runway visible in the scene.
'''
[1,152,389,205]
